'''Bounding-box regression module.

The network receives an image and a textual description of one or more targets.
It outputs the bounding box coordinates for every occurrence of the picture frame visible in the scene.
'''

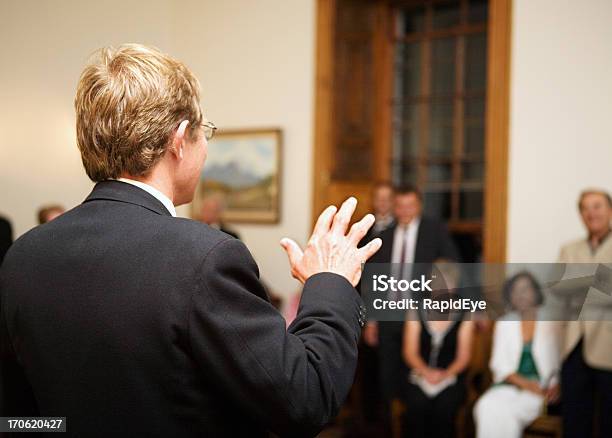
[193,128,282,224]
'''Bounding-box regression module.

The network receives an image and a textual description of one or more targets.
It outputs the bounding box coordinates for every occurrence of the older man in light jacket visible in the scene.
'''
[557,189,612,438]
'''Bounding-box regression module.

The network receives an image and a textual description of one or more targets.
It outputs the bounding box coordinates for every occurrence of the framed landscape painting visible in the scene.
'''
[193,128,282,223]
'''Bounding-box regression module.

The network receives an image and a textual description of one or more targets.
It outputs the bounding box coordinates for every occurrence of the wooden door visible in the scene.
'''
[313,0,511,263]
[312,0,394,222]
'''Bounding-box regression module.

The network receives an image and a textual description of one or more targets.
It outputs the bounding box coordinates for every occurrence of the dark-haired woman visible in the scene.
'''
[401,262,474,438]
[474,272,561,438]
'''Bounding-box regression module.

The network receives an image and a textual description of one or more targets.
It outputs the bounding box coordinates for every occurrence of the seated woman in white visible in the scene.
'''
[474,271,561,438]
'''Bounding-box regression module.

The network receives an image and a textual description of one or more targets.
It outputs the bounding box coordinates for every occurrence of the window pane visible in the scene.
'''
[391,3,488,227]
[469,0,488,24]
[430,101,453,156]
[459,190,483,219]
[462,161,484,182]
[465,33,487,91]
[395,42,421,99]
[397,163,418,186]
[427,163,453,183]
[398,128,420,158]
[395,103,420,157]
[424,191,452,219]
[432,38,456,94]
[464,98,485,157]
[432,1,460,30]
[399,6,425,35]
[465,97,485,118]
[464,120,484,157]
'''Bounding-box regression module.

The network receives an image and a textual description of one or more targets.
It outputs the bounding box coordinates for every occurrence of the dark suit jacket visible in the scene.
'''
[0,217,12,266]
[0,181,365,437]
[365,216,458,400]
[219,225,240,240]
[369,216,458,268]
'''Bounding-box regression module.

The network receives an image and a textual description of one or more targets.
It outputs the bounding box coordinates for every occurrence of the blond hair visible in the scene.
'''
[75,44,203,181]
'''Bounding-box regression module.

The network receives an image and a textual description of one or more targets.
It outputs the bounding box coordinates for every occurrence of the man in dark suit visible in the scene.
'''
[358,182,395,428]
[362,185,458,430]
[0,44,382,437]
[198,193,241,240]
[0,217,12,266]
[368,182,396,237]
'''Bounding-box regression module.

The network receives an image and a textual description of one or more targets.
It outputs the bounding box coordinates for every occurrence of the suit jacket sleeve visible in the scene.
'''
[0,266,39,416]
[189,238,363,437]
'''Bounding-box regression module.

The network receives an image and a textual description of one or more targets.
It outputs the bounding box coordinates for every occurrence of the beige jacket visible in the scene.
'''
[558,237,612,370]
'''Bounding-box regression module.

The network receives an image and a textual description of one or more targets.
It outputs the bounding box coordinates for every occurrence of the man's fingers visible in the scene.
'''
[311,205,337,241]
[347,213,375,245]
[280,238,304,267]
[331,197,357,237]
[357,237,382,262]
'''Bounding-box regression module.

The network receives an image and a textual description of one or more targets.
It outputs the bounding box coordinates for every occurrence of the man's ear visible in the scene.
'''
[170,120,190,159]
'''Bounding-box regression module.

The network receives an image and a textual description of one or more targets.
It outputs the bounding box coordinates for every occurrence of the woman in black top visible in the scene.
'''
[402,262,474,438]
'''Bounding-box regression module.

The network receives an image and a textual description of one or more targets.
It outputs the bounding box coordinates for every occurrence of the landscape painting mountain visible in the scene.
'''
[194,129,281,223]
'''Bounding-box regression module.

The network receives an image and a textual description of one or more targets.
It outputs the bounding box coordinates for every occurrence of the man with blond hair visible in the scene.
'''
[0,44,381,437]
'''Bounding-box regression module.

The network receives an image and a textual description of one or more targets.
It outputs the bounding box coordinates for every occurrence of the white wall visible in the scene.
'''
[4,0,611,290]
[0,0,173,236]
[0,0,313,298]
[172,0,315,298]
[507,0,612,262]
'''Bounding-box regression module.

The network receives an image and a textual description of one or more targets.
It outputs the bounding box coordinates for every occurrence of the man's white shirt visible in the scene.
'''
[117,178,177,217]
[391,217,421,281]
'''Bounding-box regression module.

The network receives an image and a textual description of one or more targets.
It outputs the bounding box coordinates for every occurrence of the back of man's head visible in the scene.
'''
[75,44,203,182]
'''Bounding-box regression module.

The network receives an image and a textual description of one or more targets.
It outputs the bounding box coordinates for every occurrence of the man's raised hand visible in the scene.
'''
[280,197,382,287]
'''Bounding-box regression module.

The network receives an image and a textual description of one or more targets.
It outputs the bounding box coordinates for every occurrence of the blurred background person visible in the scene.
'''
[474,271,561,438]
[402,261,473,438]
[361,182,396,345]
[369,181,396,236]
[37,204,65,225]
[558,189,612,438]
[356,182,396,431]
[197,193,286,314]
[0,216,13,266]
[198,193,240,239]
[365,185,458,433]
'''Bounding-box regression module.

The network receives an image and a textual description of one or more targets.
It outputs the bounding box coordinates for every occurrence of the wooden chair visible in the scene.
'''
[391,398,406,438]
[456,322,494,438]
[524,415,562,438]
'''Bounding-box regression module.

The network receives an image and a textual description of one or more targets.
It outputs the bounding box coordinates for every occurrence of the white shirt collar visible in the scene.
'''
[390,216,421,283]
[396,216,421,232]
[116,178,177,217]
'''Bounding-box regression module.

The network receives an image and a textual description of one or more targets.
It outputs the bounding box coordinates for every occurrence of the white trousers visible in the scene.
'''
[474,385,543,438]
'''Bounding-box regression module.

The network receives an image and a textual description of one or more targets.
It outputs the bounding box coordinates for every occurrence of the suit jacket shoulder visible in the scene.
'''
[0,181,364,437]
